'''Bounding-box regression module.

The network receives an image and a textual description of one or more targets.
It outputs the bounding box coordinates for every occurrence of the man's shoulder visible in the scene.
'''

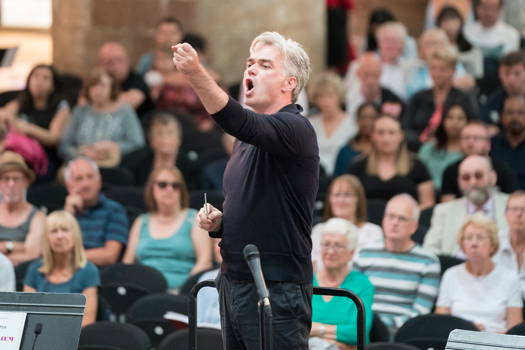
[434,197,465,215]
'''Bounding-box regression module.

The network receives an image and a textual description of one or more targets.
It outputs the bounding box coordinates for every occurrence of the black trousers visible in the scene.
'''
[216,272,312,350]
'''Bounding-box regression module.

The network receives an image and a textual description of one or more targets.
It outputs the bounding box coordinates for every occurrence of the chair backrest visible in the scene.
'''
[446,329,525,349]
[507,321,525,336]
[394,314,478,343]
[158,327,223,350]
[366,199,387,225]
[179,267,216,296]
[105,186,146,211]
[78,321,151,350]
[100,167,134,188]
[100,263,167,293]
[14,259,35,291]
[438,255,465,277]
[365,342,419,350]
[27,183,68,213]
[369,313,390,343]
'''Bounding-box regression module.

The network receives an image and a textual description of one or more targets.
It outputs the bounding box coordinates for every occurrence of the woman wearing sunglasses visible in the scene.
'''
[123,166,212,292]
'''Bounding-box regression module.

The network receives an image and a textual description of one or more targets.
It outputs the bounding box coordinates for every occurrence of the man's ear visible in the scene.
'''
[283,76,297,93]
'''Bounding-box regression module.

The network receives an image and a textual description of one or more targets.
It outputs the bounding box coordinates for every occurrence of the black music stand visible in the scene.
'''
[0,292,85,350]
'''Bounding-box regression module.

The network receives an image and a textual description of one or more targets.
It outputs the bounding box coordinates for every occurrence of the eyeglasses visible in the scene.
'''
[330,192,356,199]
[320,242,347,252]
[459,171,484,182]
[507,206,525,214]
[155,181,182,190]
[463,234,490,242]
[0,176,24,184]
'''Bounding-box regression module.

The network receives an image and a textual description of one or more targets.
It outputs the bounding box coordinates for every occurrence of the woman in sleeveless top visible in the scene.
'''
[0,152,45,266]
[123,166,212,292]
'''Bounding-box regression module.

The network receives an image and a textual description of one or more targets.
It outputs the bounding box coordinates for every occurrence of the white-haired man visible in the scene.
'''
[172,32,319,349]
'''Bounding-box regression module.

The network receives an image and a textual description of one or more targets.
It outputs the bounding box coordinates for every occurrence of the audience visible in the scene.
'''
[424,155,509,255]
[464,0,520,59]
[348,115,435,208]
[200,133,235,192]
[309,72,356,176]
[493,191,525,298]
[0,151,45,266]
[0,253,15,291]
[417,103,469,191]
[436,213,523,332]
[64,158,129,266]
[311,175,383,272]
[491,96,525,189]
[123,166,212,292]
[310,218,374,349]
[59,68,145,167]
[441,121,518,201]
[24,210,99,327]
[333,102,379,177]
[354,194,440,336]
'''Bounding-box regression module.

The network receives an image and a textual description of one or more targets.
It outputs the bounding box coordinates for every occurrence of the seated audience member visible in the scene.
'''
[334,102,379,176]
[493,191,525,298]
[24,211,100,327]
[98,41,153,116]
[406,28,474,98]
[424,155,509,255]
[0,64,70,180]
[354,194,440,335]
[463,0,520,59]
[436,213,523,332]
[64,158,129,266]
[404,46,478,150]
[312,175,383,271]
[0,152,45,266]
[423,0,472,30]
[310,218,374,349]
[136,17,184,76]
[196,238,221,328]
[481,51,525,126]
[0,253,15,291]
[143,48,176,101]
[309,72,357,176]
[348,115,435,208]
[491,96,525,189]
[200,133,235,192]
[123,166,212,292]
[441,121,518,201]
[345,53,404,125]
[417,103,468,191]
[121,112,200,189]
[59,68,145,167]
[436,6,483,78]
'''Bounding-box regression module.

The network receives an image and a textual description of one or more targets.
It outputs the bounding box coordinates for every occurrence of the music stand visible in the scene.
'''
[0,291,85,350]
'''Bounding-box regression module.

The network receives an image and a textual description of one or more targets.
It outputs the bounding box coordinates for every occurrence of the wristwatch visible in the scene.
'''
[5,241,14,254]
[318,325,326,337]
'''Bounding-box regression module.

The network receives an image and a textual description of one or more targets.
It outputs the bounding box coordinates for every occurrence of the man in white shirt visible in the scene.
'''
[463,0,520,58]
[0,253,15,291]
[424,155,509,255]
[493,191,525,298]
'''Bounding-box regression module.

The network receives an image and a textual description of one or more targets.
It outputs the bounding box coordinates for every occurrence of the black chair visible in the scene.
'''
[365,342,419,350]
[369,313,390,343]
[418,206,434,229]
[27,183,68,213]
[99,263,168,322]
[78,321,151,350]
[14,259,35,291]
[394,314,478,349]
[189,190,224,211]
[0,90,19,107]
[179,267,217,296]
[411,226,428,245]
[59,73,82,107]
[125,205,142,225]
[100,167,134,188]
[438,255,465,277]
[127,293,189,348]
[367,199,387,226]
[158,327,223,350]
[506,321,525,335]
[105,186,146,211]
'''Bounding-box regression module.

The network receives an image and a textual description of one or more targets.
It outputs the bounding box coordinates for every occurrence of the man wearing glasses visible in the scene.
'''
[424,155,508,256]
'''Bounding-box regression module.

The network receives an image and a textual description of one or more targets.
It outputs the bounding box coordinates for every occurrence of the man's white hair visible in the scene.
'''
[376,21,408,42]
[250,31,311,103]
[64,157,100,182]
[387,194,420,221]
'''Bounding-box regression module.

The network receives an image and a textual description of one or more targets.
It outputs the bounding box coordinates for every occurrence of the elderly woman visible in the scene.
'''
[312,175,383,271]
[59,68,145,167]
[123,166,212,292]
[436,213,523,333]
[0,151,45,266]
[24,211,100,327]
[308,72,356,176]
[348,115,435,208]
[310,218,374,349]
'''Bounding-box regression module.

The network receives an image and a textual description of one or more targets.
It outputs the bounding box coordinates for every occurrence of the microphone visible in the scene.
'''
[243,244,270,306]
[31,323,43,350]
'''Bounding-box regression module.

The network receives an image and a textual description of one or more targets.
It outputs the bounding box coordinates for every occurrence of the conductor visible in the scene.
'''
[172,31,319,349]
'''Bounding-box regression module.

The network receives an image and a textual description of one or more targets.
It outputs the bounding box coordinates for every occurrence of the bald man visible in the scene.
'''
[345,52,403,127]
[98,41,153,117]
[424,155,509,255]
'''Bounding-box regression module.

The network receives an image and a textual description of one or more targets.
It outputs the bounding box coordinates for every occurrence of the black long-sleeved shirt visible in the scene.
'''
[211,97,319,283]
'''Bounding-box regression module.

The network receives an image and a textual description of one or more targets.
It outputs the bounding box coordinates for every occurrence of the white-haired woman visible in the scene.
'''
[310,218,374,349]
[435,213,523,332]
[24,211,100,327]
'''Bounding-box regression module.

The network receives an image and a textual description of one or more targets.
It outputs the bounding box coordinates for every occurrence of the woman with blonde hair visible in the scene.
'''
[24,210,100,327]
[436,213,523,332]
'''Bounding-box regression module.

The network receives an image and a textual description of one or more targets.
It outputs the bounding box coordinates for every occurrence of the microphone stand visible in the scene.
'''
[259,298,273,350]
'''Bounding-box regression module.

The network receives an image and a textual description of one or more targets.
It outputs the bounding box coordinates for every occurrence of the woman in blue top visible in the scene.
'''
[310,218,375,349]
[123,166,212,292]
[24,211,100,327]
